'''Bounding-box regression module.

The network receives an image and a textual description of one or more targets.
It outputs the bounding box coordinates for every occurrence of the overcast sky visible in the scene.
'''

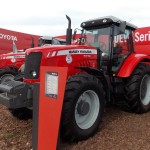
[1,0,150,36]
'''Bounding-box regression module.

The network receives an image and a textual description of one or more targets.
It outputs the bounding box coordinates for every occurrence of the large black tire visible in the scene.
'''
[125,63,150,113]
[61,74,105,142]
[9,108,32,120]
[0,68,18,83]
[1,68,30,120]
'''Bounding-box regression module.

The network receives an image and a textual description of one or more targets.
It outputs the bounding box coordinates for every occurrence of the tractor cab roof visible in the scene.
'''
[81,16,137,30]
[39,36,53,40]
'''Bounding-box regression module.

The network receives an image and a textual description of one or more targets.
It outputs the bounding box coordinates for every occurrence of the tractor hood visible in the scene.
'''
[0,52,25,63]
[0,52,25,59]
[0,51,25,68]
[23,45,98,83]
[25,45,97,58]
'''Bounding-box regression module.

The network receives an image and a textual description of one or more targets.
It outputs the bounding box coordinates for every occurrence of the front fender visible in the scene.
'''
[117,53,150,77]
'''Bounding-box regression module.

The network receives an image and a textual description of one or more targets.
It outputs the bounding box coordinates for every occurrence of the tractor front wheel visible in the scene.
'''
[9,107,32,120]
[61,74,105,142]
[0,68,18,83]
[125,63,150,113]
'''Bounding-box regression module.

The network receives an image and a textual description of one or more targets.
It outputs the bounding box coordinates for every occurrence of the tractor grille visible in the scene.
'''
[24,52,42,79]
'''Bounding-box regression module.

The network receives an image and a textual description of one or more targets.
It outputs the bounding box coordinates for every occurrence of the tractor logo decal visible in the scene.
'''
[66,54,72,64]
[57,49,97,56]
[11,58,16,63]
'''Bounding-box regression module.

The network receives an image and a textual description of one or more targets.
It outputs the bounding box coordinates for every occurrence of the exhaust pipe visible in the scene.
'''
[12,40,18,54]
[31,36,35,48]
[66,15,72,45]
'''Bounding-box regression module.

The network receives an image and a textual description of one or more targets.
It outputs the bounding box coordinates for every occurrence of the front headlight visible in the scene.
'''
[31,71,37,77]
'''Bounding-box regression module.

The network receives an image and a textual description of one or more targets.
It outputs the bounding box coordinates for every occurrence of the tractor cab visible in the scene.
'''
[80,16,137,73]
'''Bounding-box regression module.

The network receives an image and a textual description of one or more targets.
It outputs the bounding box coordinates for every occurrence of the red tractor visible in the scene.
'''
[0,36,66,83]
[0,15,150,142]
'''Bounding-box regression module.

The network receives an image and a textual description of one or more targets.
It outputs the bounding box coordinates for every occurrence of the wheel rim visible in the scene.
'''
[75,90,100,129]
[0,74,15,83]
[140,74,150,105]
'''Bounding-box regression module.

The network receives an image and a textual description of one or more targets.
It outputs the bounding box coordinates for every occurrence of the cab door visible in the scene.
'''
[111,26,133,72]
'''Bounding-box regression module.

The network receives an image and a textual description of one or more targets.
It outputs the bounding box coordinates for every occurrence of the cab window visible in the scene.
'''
[112,26,133,72]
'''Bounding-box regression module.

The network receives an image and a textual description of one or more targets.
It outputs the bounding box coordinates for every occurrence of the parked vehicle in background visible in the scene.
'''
[0,36,66,83]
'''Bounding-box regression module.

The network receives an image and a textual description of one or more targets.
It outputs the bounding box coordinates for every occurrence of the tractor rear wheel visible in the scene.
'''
[61,74,105,142]
[125,63,150,113]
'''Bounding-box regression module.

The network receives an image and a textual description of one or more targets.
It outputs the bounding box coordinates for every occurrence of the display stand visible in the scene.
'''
[32,66,68,150]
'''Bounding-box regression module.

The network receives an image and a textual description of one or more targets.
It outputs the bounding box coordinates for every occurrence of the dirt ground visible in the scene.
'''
[0,104,150,150]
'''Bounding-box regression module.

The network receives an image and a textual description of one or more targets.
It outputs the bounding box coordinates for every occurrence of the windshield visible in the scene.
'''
[38,38,62,46]
[52,38,61,45]
[82,27,111,53]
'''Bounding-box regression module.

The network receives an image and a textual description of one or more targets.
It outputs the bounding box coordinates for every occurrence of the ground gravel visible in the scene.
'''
[0,104,150,150]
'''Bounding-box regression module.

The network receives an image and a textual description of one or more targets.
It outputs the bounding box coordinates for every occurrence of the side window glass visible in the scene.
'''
[112,27,132,72]
[114,29,130,56]
[52,39,61,45]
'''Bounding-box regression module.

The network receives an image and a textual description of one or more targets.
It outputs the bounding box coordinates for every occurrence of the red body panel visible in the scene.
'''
[117,53,150,77]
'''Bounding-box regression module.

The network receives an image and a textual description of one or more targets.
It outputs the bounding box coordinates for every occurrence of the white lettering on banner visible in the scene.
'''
[114,31,150,43]
[134,31,150,42]
[114,34,129,43]
[0,33,17,41]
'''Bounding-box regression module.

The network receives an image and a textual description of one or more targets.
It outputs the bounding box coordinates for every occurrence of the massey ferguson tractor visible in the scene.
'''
[0,15,150,142]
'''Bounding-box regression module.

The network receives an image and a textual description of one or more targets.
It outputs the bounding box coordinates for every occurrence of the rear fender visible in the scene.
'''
[117,53,150,77]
